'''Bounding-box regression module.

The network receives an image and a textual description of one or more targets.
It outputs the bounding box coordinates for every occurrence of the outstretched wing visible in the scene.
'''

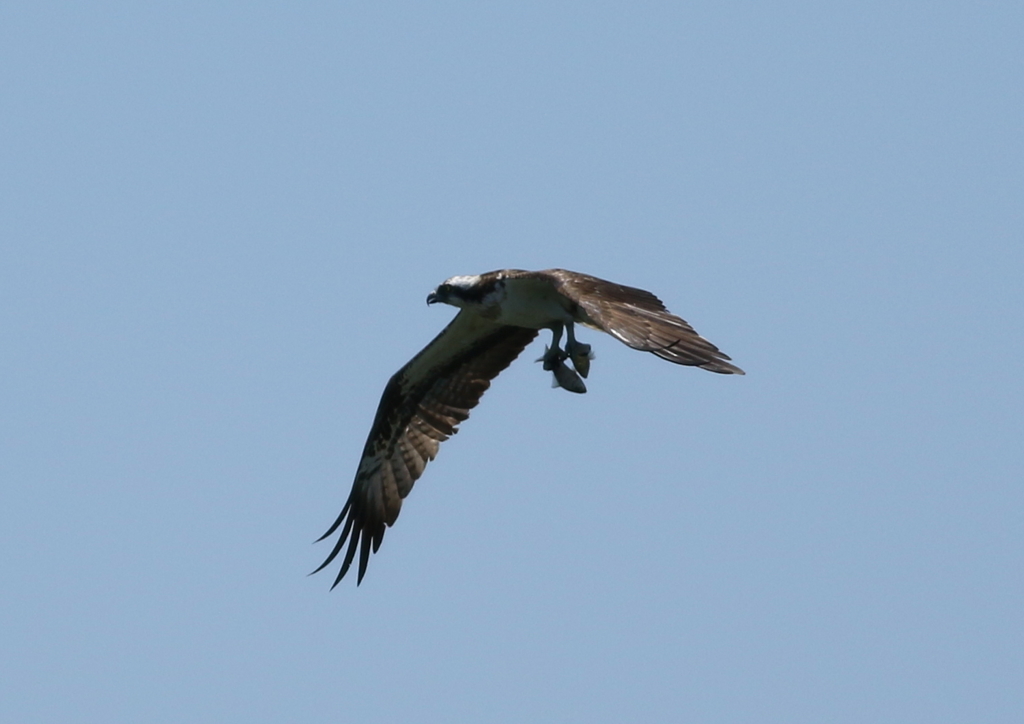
[314,313,537,587]
[547,269,744,375]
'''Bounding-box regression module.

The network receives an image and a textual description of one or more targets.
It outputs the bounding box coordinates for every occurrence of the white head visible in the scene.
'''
[426,274,498,308]
[443,275,483,292]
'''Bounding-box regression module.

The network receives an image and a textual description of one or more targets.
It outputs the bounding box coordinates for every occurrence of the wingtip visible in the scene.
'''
[701,359,745,375]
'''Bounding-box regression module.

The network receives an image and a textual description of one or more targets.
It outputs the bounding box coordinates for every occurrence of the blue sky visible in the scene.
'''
[2,2,1022,722]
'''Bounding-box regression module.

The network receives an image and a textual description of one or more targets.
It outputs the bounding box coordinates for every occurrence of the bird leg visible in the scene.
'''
[535,324,586,393]
[537,324,565,371]
[564,322,594,378]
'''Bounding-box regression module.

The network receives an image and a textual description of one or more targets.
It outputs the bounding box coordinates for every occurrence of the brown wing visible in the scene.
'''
[547,269,744,375]
[313,313,537,587]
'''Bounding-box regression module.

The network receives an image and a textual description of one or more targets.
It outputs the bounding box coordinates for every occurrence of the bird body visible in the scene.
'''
[314,268,743,586]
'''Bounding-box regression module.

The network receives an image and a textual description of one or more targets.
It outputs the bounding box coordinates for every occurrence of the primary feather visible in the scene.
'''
[316,269,741,586]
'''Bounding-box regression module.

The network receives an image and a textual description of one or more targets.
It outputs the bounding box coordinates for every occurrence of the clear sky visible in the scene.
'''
[2,3,1022,722]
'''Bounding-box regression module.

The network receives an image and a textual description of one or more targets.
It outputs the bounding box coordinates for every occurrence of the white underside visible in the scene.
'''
[492,276,574,329]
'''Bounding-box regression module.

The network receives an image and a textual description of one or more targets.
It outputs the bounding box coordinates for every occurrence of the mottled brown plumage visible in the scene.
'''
[313,314,536,586]
[316,269,742,587]
[544,269,744,374]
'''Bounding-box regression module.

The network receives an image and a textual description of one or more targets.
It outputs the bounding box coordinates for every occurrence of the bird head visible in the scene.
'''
[426,275,487,308]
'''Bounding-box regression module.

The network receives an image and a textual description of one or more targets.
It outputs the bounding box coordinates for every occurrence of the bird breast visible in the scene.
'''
[491,277,574,329]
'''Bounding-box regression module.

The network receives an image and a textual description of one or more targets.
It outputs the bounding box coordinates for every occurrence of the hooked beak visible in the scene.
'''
[426,290,439,305]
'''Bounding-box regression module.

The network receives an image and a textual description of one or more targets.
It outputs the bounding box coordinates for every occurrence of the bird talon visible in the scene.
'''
[567,342,594,378]
[535,344,568,371]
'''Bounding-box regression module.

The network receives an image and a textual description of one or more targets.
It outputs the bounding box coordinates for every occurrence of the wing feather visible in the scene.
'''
[547,269,744,375]
[314,312,538,586]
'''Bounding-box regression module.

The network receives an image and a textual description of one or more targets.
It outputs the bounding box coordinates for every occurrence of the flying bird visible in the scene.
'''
[314,268,743,587]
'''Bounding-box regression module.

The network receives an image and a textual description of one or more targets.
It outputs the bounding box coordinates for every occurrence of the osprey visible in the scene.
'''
[314,269,743,587]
